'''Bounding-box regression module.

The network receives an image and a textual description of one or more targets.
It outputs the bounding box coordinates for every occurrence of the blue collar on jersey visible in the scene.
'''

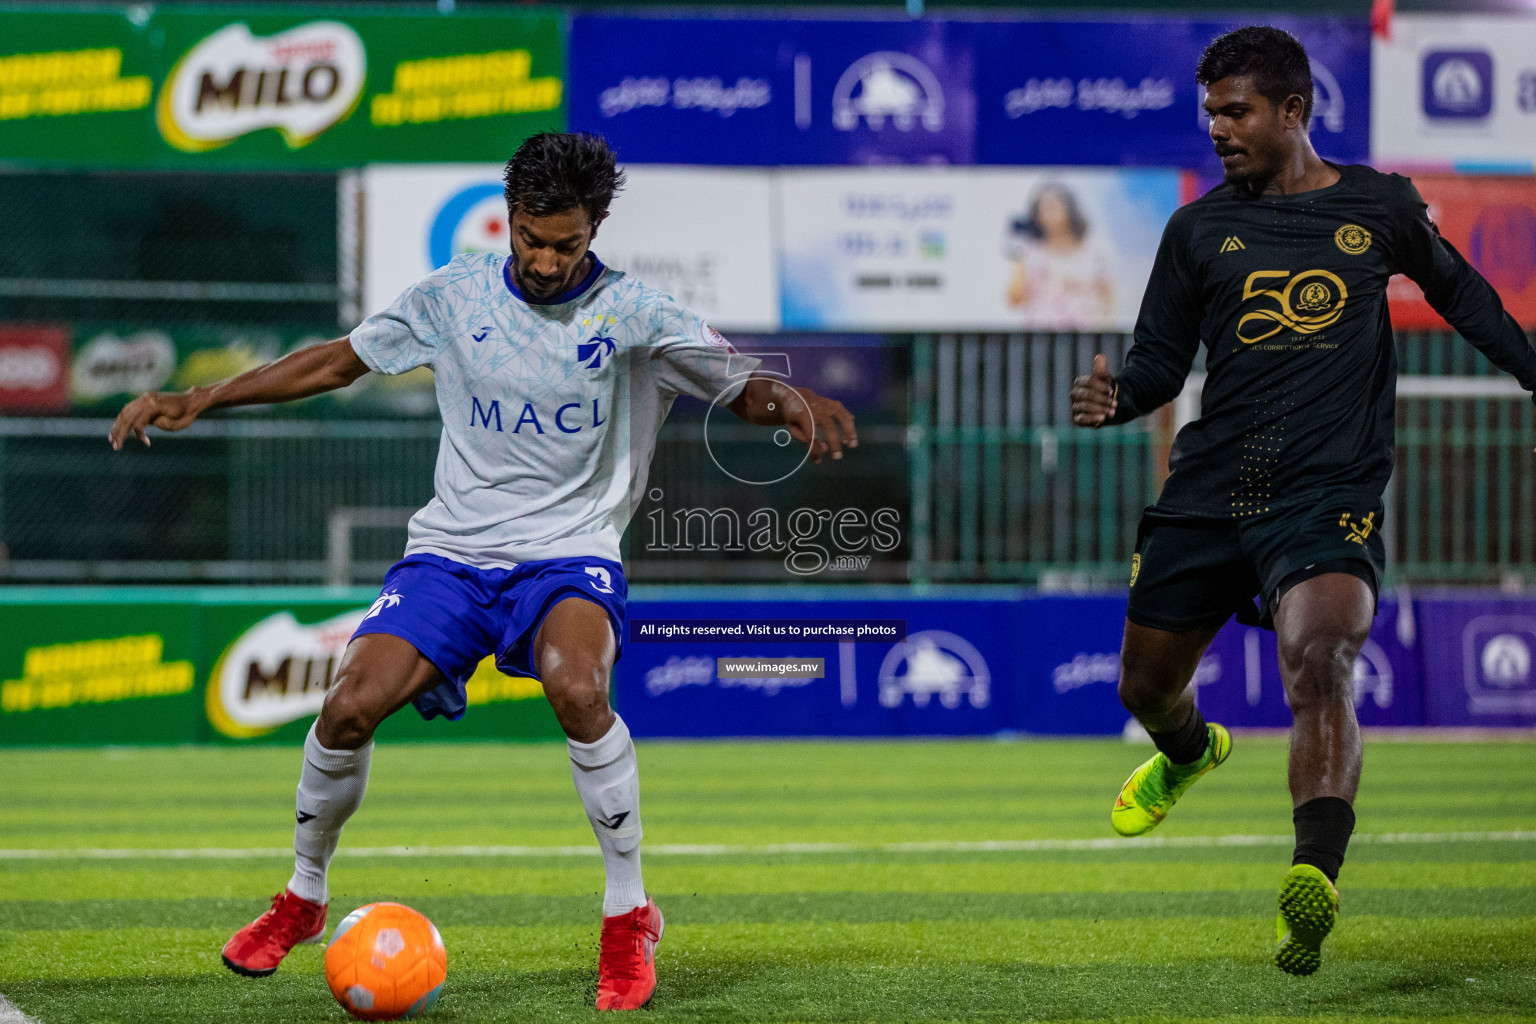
[502,253,607,306]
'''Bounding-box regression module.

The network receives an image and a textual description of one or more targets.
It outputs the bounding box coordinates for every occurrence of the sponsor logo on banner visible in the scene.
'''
[598,75,770,119]
[1053,652,1220,694]
[207,609,364,738]
[1353,639,1395,709]
[1374,15,1536,164]
[0,325,68,412]
[208,607,540,737]
[1005,77,1174,120]
[71,330,177,400]
[877,630,989,709]
[1462,615,1536,715]
[427,181,506,269]
[157,21,366,152]
[1310,60,1347,135]
[1422,49,1494,119]
[832,51,944,132]
[366,164,780,331]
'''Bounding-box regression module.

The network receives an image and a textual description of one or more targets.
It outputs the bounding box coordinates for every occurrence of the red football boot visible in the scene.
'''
[221,889,327,977]
[595,898,664,1010]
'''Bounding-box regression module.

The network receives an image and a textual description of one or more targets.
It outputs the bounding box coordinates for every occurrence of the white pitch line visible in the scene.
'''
[1,830,1534,861]
[0,995,41,1024]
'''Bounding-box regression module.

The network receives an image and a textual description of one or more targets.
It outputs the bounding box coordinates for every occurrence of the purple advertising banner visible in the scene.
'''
[569,17,975,165]
[1417,595,1536,728]
[570,16,1366,170]
[615,590,1534,737]
[969,18,1370,169]
[1193,596,1424,729]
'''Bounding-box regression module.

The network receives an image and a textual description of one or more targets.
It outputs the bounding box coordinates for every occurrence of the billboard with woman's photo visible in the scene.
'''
[778,167,1181,331]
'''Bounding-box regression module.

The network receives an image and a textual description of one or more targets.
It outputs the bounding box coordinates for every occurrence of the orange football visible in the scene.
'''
[324,902,447,1021]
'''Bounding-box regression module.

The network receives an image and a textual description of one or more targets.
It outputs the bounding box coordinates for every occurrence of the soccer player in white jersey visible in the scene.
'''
[109,132,857,1011]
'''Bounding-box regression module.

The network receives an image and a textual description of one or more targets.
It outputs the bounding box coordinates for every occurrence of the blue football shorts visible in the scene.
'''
[351,552,627,721]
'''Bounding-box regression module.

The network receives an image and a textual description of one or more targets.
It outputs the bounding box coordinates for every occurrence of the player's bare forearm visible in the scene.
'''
[109,337,369,450]
[728,375,858,463]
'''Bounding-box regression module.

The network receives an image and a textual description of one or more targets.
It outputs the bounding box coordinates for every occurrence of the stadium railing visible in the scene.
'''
[0,331,1531,588]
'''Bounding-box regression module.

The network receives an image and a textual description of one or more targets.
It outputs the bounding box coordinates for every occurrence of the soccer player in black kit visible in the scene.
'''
[1071,26,1536,975]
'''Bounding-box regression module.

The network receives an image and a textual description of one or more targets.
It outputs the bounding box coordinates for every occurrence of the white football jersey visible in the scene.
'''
[350,252,759,568]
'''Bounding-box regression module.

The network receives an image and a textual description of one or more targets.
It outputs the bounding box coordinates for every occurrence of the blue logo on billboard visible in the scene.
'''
[1462,615,1536,715]
[428,182,506,269]
[832,52,944,132]
[1423,50,1494,120]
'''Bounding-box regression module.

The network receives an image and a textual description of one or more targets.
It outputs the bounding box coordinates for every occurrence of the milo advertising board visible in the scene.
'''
[0,589,564,745]
[0,7,565,167]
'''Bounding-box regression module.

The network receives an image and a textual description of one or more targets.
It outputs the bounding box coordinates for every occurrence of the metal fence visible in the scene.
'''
[909,330,1536,589]
[1,331,1532,587]
[908,332,1156,586]
[0,169,340,329]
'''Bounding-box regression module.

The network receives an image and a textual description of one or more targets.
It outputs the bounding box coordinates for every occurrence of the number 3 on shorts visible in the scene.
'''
[585,566,615,594]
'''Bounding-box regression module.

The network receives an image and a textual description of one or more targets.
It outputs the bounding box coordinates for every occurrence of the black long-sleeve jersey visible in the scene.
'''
[1112,163,1536,518]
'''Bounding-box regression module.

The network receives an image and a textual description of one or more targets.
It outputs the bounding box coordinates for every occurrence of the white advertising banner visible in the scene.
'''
[1372,14,1536,167]
[360,164,780,331]
[777,167,1181,331]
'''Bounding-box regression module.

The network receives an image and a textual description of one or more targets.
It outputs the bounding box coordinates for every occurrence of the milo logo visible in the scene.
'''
[157,21,366,152]
[206,608,366,738]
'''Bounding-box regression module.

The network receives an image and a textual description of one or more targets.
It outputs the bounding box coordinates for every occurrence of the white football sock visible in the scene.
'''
[568,715,647,916]
[287,722,372,905]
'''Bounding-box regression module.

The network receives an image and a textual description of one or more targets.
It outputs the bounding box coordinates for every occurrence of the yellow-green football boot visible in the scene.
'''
[1275,863,1339,976]
[1110,723,1231,837]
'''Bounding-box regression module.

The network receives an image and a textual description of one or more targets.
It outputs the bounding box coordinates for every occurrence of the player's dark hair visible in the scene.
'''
[503,132,626,226]
[1196,26,1314,125]
[1013,184,1088,244]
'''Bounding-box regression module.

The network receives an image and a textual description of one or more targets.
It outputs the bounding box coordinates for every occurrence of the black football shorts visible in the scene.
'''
[1123,494,1386,633]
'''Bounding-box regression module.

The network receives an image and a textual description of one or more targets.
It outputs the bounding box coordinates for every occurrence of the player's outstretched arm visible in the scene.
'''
[1391,178,1536,417]
[109,337,370,450]
[727,375,858,463]
[1070,354,1119,427]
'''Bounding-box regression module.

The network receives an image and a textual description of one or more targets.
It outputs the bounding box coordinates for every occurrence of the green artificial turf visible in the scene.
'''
[1,738,1534,1022]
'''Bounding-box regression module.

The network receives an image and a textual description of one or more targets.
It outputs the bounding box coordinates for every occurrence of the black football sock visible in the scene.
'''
[1292,796,1355,883]
[1146,705,1209,766]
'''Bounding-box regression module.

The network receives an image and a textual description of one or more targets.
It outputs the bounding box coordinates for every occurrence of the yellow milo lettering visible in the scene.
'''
[463,656,545,705]
[370,49,562,126]
[3,634,194,714]
[0,47,151,120]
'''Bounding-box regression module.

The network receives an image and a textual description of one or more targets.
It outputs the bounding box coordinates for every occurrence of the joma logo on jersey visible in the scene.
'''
[577,336,616,369]
[470,396,606,434]
[1237,269,1349,345]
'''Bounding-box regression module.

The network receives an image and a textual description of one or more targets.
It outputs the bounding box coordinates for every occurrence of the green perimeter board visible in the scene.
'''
[0,590,566,746]
[0,9,160,165]
[68,323,438,417]
[0,599,203,745]
[0,6,566,168]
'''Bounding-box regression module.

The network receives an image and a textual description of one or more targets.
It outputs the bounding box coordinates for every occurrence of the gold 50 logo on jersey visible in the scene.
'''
[1237,269,1349,344]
